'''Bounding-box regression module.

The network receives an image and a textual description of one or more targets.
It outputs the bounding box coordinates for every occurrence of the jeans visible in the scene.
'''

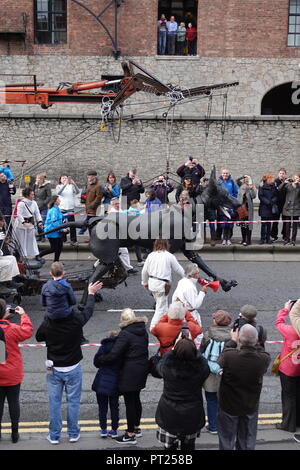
[217,408,258,450]
[46,364,82,440]
[158,31,167,54]
[205,391,218,431]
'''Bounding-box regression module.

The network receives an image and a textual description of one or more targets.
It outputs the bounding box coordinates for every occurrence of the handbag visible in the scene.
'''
[236,204,248,220]
[148,347,162,379]
[148,333,181,379]
[272,344,300,376]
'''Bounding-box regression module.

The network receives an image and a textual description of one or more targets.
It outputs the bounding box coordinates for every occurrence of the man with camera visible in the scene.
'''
[232,304,267,349]
[217,324,270,450]
[176,157,205,186]
[150,175,174,204]
[120,168,144,209]
[278,173,300,246]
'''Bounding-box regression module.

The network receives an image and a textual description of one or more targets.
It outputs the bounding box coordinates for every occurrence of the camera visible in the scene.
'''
[181,320,190,338]
[287,178,294,183]
[6,305,16,316]
[189,156,193,162]
[232,317,241,332]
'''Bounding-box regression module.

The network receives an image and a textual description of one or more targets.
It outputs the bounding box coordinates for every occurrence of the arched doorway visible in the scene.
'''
[157,0,198,55]
[261,82,300,115]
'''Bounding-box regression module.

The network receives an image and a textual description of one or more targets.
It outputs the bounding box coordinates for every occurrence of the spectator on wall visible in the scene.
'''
[176,22,186,55]
[166,16,178,55]
[157,14,168,55]
[186,22,197,56]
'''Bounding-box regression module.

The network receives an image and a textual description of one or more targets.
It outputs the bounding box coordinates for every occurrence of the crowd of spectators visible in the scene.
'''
[1,159,300,449]
[157,14,197,56]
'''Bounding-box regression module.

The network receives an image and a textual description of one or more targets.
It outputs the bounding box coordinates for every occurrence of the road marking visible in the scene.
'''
[107,309,154,312]
[0,414,283,434]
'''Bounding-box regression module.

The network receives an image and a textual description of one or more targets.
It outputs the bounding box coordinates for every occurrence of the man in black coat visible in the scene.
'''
[36,281,102,445]
[120,168,144,209]
[271,168,288,241]
[176,157,205,185]
[0,173,16,231]
[217,324,270,450]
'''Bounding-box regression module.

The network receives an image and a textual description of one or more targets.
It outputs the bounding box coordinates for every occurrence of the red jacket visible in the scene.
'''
[275,308,300,377]
[186,27,197,41]
[0,314,33,386]
[151,312,202,356]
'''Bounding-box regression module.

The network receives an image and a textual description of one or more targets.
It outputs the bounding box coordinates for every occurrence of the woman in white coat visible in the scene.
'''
[14,187,43,259]
[56,174,80,246]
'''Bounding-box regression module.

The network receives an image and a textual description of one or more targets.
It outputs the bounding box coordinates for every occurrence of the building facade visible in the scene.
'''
[0,0,299,184]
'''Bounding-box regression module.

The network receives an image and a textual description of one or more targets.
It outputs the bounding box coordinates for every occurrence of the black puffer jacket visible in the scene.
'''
[258,183,278,218]
[96,317,149,393]
[155,350,210,435]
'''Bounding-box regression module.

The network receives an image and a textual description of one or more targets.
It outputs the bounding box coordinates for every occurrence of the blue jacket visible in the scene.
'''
[145,197,162,213]
[101,183,121,204]
[0,165,14,181]
[44,206,63,238]
[41,278,77,319]
[218,176,238,198]
[92,336,120,396]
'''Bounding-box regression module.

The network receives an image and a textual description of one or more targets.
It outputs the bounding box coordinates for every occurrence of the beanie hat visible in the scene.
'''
[240,304,257,321]
[212,309,232,326]
[87,170,97,176]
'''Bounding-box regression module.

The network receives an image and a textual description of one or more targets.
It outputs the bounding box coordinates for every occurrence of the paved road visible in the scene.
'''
[2,258,300,450]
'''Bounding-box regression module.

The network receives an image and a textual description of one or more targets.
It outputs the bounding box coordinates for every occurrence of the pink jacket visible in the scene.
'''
[275,308,300,377]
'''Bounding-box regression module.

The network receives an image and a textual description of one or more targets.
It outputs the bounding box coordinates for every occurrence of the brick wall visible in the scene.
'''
[198,0,300,58]
[0,0,300,58]
[0,0,157,57]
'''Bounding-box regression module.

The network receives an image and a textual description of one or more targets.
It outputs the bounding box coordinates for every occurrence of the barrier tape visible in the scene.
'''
[19,340,284,348]
[4,210,298,225]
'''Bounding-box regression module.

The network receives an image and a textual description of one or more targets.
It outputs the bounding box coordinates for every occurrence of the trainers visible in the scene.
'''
[137,261,144,266]
[100,429,108,438]
[134,428,143,438]
[294,433,300,443]
[47,435,59,445]
[115,432,137,444]
[206,426,218,435]
[108,430,118,438]
[222,239,227,246]
[127,269,138,274]
[69,434,80,443]
[226,240,232,246]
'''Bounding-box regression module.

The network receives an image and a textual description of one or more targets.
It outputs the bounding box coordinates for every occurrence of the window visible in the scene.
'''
[288,0,300,46]
[35,0,67,44]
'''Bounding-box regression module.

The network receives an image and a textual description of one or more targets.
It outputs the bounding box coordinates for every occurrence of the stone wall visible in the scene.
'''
[1,55,300,116]
[1,114,299,186]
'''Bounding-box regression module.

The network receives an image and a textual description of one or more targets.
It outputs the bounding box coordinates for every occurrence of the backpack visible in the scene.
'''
[203,338,224,374]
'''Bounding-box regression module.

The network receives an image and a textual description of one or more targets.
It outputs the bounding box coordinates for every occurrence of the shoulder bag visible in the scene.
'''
[272,344,300,376]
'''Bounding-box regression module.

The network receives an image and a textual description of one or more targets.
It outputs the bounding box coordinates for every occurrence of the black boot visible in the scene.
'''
[11,424,19,443]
